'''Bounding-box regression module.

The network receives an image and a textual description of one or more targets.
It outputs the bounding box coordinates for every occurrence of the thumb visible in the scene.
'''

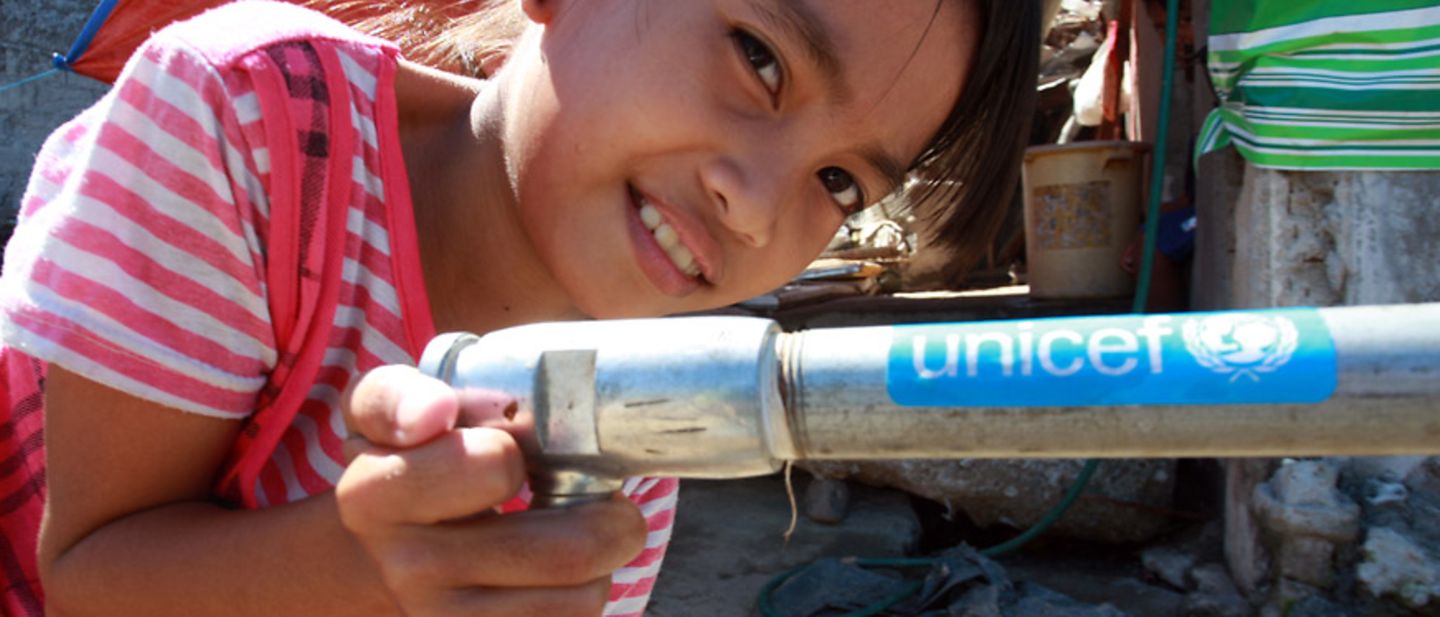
[342,364,459,449]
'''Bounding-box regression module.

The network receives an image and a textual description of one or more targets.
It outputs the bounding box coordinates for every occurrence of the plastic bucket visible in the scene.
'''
[1022,141,1149,299]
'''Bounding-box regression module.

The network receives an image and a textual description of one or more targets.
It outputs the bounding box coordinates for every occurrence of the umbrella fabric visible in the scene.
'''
[66,0,482,84]
[68,0,228,83]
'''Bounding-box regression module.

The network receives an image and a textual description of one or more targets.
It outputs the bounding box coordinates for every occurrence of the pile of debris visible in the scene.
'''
[1230,457,1440,615]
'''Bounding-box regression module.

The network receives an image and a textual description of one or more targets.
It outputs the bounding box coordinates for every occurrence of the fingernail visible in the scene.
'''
[392,379,454,443]
[393,399,422,443]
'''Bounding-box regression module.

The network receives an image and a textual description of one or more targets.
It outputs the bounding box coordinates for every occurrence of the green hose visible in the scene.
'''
[755,461,1100,616]
[1135,0,1180,316]
[758,0,1180,613]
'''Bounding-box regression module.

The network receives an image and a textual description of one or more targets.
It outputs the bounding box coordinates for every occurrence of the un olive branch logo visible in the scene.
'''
[1181,313,1299,383]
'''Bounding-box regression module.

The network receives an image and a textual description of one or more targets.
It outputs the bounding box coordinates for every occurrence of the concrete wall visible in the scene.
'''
[1230,168,1440,307]
[1195,158,1440,608]
[0,0,109,243]
[1196,161,1440,310]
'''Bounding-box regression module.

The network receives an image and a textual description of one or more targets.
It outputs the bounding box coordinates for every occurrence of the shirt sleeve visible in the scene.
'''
[0,31,277,419]
[495,475,678,616]
[606,476,678,617]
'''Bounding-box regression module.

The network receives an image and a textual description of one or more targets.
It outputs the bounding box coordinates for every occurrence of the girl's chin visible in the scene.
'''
[570,295,681,320]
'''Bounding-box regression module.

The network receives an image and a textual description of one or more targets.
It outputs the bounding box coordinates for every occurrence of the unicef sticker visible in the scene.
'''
[887,308,1336,407]
[1182,313,1299,383]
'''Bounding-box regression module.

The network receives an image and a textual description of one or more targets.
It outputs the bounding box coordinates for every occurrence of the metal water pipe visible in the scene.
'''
[421,303,1440,506]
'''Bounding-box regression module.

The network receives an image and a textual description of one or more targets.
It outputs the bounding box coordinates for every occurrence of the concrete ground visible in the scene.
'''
[647,475,921,617]
[649,475,1189,617]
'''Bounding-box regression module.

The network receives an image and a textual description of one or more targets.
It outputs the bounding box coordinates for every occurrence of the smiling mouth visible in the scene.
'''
[631,186,703,280]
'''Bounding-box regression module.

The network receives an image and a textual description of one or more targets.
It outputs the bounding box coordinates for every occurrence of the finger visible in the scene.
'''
[342,434,371,465]
[342,365,460,448]
[376,496,649,589]
[340,386,522,465]
[337,426,526,528]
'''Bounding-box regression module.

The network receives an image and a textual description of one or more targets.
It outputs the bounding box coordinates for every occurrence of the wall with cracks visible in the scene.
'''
[1194,152,1440,613]
[1230,168,1440,307]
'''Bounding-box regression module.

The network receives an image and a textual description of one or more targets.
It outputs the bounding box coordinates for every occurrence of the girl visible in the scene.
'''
[0,0,1038,615]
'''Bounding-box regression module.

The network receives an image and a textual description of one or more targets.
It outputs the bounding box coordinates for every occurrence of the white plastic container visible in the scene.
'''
[1022,141,1149,299]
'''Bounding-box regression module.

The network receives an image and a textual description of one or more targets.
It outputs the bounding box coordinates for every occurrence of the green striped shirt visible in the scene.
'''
[1197,1,1440,169]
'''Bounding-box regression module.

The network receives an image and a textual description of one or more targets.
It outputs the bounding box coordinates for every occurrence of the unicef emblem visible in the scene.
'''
[1181,313,1299,382]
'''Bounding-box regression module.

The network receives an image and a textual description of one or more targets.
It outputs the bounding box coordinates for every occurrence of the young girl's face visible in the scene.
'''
[498,0,975,318]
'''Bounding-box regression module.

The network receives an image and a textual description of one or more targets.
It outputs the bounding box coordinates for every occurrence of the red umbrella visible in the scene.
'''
[61,0,482,84]
[61,0,227,83]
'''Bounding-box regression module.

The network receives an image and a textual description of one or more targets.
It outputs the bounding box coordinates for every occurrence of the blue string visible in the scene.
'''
[52,0,120,71]
[2,0,121,95]
[0,68,62,96]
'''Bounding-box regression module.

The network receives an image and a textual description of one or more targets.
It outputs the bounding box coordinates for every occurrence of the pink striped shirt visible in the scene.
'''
[0,3,674,614]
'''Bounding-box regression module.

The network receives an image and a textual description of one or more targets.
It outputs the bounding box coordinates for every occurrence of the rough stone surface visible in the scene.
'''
[1348,456,1428,487]
[1252,460,1361,588]
[1,1,108,243]
[1231,168,1440,307]
[1403,457,1440,498]
[1183,563,1252,617]
[648,476,920,617]
[765,546,1129,617]
[1260,579,1329,617]
[1275,537,1344,591]
[1355,527,1440,610]
[986,551,1191,617]
[1225,459,1277,595]
[800,458,1176,545]
[801,476,850,525]
[1254,460,1361,542]
[1275,594,1352,617]
[652,475,1195,617]
[1207,163,1440,607]
[1141,546,1196,590]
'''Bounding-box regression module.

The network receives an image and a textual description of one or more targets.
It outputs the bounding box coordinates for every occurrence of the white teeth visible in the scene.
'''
[639,203,663,230]
[667,244,696,275]
[653,223,679,250]
[636,195,702,278]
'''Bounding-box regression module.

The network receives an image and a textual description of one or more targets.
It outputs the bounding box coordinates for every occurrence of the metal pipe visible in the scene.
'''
[421,317,790,504]
[784,303,1440,459]
[420,303,1440,503]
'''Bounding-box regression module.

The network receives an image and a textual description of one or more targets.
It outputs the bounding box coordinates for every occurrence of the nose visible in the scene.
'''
[698,153,786,248]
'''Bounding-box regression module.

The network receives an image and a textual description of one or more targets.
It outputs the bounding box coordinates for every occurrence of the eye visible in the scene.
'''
[819,167,864,216]
[731,29,783,98]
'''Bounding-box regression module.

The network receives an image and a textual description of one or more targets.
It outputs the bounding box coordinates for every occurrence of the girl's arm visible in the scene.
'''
[38,366,399,615]
[39,364,647,616]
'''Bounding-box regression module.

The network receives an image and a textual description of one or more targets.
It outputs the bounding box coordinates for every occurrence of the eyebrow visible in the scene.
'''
[748,0,847,101]
[862,145,910,195]
[747,0,909,195]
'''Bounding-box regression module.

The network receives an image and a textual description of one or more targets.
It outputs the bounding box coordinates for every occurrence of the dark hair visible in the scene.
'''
[326,0,1038,275]
[905,0,1040,273]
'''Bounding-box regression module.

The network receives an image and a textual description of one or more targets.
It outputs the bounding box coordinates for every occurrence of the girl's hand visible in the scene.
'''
[336,365,647,616]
